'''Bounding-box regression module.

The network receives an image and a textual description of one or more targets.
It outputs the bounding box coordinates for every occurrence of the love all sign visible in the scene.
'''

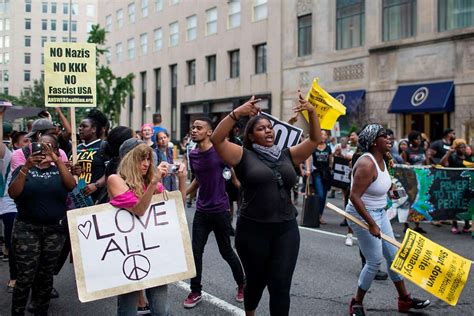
[67,191,195,302]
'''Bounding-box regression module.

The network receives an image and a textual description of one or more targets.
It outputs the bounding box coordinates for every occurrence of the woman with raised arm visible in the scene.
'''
[210,93,321,316]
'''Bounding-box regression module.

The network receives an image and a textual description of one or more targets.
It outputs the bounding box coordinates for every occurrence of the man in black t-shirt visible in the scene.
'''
[429,128,455,164]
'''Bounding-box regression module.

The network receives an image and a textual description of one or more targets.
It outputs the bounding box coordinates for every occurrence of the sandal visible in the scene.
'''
[6,280,15,293]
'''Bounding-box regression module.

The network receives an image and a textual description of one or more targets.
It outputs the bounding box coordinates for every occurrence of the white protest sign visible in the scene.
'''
[44,42,96,107]
[261,112,303,150]
[67,191,195,302]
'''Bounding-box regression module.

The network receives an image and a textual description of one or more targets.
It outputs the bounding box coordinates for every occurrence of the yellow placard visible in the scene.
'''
[302,78,346,130]
[391,229,472,306]
[44,42,96,107]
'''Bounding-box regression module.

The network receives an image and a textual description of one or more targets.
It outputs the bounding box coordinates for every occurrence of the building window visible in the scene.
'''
[3,71,8,82]
[439,0,474,32]
[229,50,240,78]
[140,33,148,55]
[4,35,9,48]
[4,53,9,64]
[71,21,77,32]
[154,28,163,50]
[255,43,267,74]
[128,3,136,23]
[25,0,31,12]
[170,64,178,139]
[253,0,268,21]
[42,2,48,13]
[206,7,218,35]
[117,9,124,28]
[141,71,147,124]
[207,55,216,81]
[50,36,56,42]
[87,4,95,17]
[155,68,161,113]
[187,59,196,85]
[106,15,112,31]
[105,47,111,64]
[4,18,9,30]
[170,0,180,5]
[228,0,241,29]
[41,53,44,64]
[336,0,365,50]
[87,22,94,32]
[63,20,68,31]
[141,0,148,17]
[155,0,163,12]
[63,2,69,14]
[116,42,123,62]
[25,53,31,64]
[169,22,179,47]
[186,15,197,41]
[62,37,69,42]
[51,2,57,13]
[128,95,133,127]
[382,0,416,41]
[72,3,78,15]
[298,14,312,57]
[42,19,48,30]
[71,37,77,43]
[51,19,57,31]
[25,18,31,30]
[24,70,31,82]
[127,38,135,59]
[25,36,31,47]
[0,36,3,49]
[0,20,3,31]
[41,36,47,47]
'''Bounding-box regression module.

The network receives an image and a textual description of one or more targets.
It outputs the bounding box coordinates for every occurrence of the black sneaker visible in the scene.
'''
[349,298,365,316]
[374,270,388,281]
[414,227,427,234]
[50,287,59,299]
[27,303,37,313]
[137,304,151,315]
[398,295,430,312]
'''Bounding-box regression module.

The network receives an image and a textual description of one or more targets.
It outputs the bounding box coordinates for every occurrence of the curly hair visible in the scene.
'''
[117,144,155,198]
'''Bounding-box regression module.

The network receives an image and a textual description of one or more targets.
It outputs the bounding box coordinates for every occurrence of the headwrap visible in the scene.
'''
[452,138,467,148]
[357,124,385,152]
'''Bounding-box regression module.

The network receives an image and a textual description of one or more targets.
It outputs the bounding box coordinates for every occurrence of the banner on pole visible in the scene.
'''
[391,229,471,306]
[261,112,302,150]
[44,43,96,107]
[67,191,195,302]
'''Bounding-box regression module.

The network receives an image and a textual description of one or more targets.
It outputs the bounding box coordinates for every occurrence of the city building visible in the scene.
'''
[0,0,97,97]
[98,0,280,140]
[282,0,474,143]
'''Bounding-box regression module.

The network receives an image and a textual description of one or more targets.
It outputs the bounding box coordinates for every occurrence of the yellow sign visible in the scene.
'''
[44,43,96,107]
[303,78,346,130]
[391,229,472,306]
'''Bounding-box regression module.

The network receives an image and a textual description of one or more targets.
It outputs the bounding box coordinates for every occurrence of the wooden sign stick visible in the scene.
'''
[326,202,402,248]
[70,107,78,165]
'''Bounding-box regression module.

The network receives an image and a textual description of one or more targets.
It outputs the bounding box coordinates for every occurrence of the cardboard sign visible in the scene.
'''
[391,229,471,306]
[67,191,195,302]
[331,156,351,189]
[44,43,96,107]
[260,112,302,150]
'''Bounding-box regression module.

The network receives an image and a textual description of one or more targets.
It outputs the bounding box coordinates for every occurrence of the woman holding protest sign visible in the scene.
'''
[8,135,76,316]
[346,124,430,316]
[210,92,321,315]
[107,139,186,316]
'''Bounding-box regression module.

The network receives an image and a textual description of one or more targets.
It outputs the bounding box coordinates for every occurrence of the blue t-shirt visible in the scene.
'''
[189,146,229,213]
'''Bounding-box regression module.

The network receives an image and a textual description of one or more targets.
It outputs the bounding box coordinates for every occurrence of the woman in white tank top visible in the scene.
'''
[347,124,430,316]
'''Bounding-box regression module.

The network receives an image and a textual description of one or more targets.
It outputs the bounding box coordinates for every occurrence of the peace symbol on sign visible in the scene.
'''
[122,254,151,281]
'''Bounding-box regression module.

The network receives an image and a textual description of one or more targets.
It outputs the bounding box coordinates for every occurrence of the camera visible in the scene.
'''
[390,188,407,200]
[31,142,43,155]
[167,163,179,174]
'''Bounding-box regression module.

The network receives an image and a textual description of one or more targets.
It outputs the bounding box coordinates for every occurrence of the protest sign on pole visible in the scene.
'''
[331,157,351,189]
[260,112,302,150]
[67,191,195,302]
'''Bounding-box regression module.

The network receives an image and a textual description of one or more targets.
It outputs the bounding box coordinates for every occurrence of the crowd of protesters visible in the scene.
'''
[0,97,471,316]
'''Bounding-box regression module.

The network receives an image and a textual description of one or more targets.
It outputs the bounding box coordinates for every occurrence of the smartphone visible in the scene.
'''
[390,188,407,200]
[31,142,43,155]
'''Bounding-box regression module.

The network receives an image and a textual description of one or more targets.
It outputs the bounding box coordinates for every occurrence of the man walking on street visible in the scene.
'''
[183,117,245,308]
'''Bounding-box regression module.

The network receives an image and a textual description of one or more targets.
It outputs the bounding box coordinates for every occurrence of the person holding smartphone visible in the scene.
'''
[8,135,76,316]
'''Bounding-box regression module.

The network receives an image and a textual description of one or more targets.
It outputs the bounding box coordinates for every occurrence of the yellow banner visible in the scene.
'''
[44,43,97,107]
[391,229,472,306]
[302,78,346,130]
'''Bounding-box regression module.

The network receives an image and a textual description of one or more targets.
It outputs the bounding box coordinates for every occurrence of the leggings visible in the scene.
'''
[1,212,17,280]
[235,217,300,316]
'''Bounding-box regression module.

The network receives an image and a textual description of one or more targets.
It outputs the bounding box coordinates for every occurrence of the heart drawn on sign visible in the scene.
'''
[78,221,92,239]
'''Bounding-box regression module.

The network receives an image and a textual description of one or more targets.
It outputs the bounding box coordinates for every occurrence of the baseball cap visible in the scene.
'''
[26,118,55,139]
[119,138,145,159]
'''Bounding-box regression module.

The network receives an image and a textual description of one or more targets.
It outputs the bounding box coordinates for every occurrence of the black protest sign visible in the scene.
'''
[260,112,302,150]
[331,157,351,189]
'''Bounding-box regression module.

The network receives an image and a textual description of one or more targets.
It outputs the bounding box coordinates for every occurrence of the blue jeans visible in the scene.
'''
[311,172,327,216]
[117,285,169,316]
[346,204,403,291]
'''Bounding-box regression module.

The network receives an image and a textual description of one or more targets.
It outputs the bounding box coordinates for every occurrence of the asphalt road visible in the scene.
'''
[0,193,473,315]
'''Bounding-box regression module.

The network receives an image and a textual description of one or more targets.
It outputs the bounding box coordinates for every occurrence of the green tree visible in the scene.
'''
[88,24,134,124]
[19,79,45,107]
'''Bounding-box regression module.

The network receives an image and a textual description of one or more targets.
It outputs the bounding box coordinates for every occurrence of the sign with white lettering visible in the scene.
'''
[261,112,303,150]
[67,191,195,302]
[44,43,96,107]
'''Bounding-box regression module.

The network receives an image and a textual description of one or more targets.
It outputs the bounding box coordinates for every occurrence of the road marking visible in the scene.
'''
[299,226,358,240]
[174,281,245,315]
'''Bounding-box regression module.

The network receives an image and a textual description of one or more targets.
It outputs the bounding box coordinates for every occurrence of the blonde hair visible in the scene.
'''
[117,144,155,198]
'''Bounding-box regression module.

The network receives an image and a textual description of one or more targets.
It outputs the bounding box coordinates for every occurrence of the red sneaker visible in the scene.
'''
[349,298,365,316]
[183,292,202,308]
[236,285,244,303]
[398,294,430,312]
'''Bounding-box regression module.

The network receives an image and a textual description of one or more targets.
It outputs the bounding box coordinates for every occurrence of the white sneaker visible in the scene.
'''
[345,234,353,247]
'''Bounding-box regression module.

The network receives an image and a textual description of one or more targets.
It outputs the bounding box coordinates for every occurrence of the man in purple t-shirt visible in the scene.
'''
[183,117,245,309]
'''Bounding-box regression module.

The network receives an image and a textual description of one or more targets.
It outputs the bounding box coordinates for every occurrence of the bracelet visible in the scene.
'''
[229,110,238,121]
[19,169,28,177]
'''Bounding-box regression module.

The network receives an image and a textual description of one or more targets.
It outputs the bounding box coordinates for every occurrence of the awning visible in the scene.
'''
[388,81,454,113]
[330,90,365,114]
